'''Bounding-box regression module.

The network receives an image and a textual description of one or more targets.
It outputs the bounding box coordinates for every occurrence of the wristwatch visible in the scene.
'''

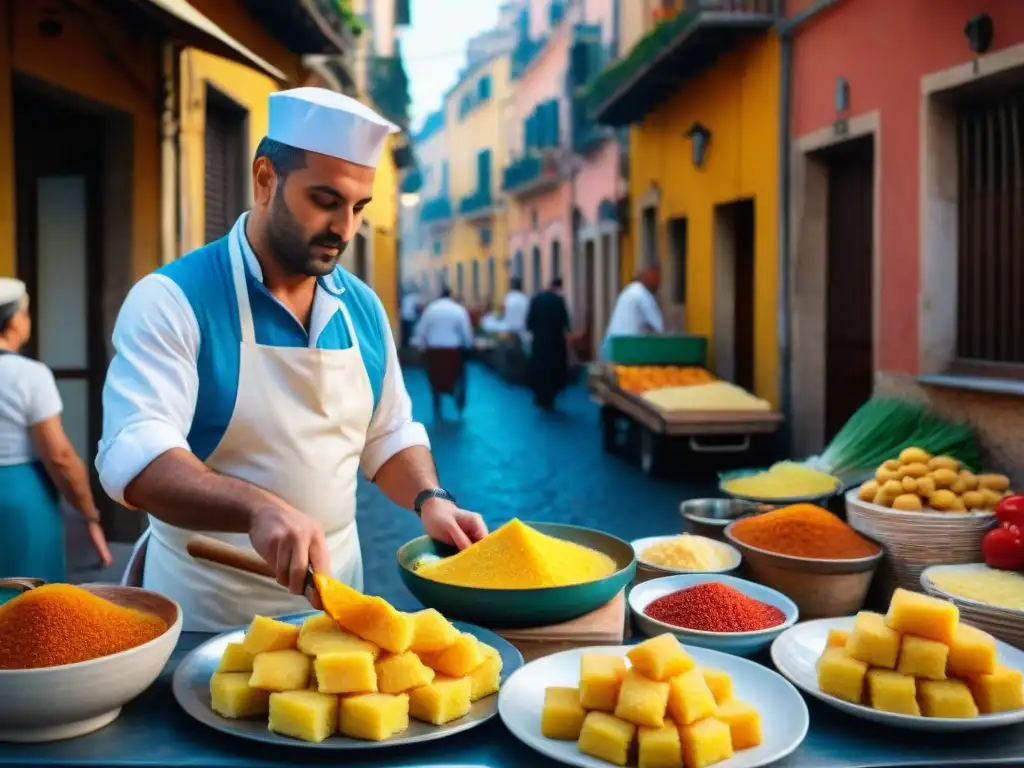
[413,488,456,517]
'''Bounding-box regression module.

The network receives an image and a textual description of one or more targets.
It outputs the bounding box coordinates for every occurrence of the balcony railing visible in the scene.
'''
[501,151,563,197]
[589,0,777,126]
[420,196,454,225]
[458,190,496,220]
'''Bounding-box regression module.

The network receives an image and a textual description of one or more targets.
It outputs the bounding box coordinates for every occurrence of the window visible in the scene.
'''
[641,206,658,267]
[204,86,248,241]
[551,240,561,281]
[531,245,542,292]
[955,91,1024,370]
[456,262,464,295]
[472,260,480,299]
[488,257,496,298]
[668,217,688,304]
[477,75,492,102]
[476,150,492,195]
[513,249,523,279]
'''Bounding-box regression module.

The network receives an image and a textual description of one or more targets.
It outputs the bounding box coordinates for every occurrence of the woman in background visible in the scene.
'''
[0,278,112,581]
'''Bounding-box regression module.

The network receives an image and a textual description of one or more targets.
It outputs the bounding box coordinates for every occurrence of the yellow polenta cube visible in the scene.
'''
[298,623,380,659]
[314,651,377,694]
[418,632,485,678]
[409,608,460,653]
[885,588,958,644]
[827,629,850,648]
[468,645,502,701]
[579,654,627,712]
[577,711,636,767]
[637,719,683,768]
[267,690,338,743]
[627,634,695,681]
[249,649,311,692]
[408,675,472,725]
[333,597,414,654]
[700,668,733,705]
[816,647,868,704]
[716,698,762,750]
[614,669,670,728]
[846,611,900,669]
[541,686,587,740]
[209,672,270,718]
[680,717,733,768]
[947,623,998,677]
[919,679,979,718]
[967,665,1024,713]
[338,692,409,741]
[374,651,435,694]
[866,669,920,716]
[241,615,299,655]
[667,667,717,726]
[216,642,254,673]
[896,635,948,680]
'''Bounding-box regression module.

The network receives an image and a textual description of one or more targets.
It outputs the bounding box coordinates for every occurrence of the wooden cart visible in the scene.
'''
[588,367,783,476]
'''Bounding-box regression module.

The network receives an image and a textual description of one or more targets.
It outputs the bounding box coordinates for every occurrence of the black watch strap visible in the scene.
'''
[414,488,456,516]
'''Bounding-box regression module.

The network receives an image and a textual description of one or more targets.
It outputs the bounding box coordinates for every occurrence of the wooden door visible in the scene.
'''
[825,137,875,440]
[733,201,755,392]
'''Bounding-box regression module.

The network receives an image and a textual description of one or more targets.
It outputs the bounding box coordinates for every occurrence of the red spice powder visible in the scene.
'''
[644,582,786,633]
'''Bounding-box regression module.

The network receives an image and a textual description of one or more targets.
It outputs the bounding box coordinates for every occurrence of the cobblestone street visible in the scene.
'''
[358,363,715,610]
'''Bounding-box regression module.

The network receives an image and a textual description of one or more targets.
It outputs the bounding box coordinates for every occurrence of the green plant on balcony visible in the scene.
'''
[333,0,365,36]
[586,10,696,114]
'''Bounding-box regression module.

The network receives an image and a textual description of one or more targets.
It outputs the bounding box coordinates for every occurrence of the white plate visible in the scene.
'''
[921,563,1024,617]
[498,644,808,768]
[630,535,742,574]
[771,617,1024,732]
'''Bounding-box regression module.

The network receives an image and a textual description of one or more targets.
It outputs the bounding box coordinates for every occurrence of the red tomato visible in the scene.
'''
[995,494,1024,529]
[981,524,1024,571]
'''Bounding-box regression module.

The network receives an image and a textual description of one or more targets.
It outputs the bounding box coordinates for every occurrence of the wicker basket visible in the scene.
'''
[921,567,1024,650]
[844,491,997,594]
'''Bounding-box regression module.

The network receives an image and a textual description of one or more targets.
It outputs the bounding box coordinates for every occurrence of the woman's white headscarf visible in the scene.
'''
[0,278,27,329]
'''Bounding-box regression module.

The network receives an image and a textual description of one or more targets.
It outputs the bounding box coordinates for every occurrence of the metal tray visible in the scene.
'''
[172,612,523,750]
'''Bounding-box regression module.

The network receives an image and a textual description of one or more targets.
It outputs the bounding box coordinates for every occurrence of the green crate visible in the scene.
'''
[608,334,707,366]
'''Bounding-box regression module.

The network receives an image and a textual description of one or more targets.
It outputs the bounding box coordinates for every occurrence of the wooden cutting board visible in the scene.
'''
[492,591,628,662]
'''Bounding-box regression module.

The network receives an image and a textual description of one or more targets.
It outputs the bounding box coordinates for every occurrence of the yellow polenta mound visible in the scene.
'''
[416,519,617,589]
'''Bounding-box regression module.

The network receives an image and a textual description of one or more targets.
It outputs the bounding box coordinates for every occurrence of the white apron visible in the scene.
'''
[128,219,374,632]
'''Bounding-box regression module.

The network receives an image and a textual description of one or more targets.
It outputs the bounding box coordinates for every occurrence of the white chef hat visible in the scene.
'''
[267,88,400,169]
[0,277,26,327]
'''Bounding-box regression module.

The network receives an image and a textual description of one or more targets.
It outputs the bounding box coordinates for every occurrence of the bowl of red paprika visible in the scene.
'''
[628,573,799,657]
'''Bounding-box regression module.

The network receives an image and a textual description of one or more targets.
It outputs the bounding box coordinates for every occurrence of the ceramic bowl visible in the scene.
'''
[630,534,742,583]
[397,522,636,628]
[718,468,842,506]
[0,583,182,743]
[724,520,884,619]
[628,573,799,657]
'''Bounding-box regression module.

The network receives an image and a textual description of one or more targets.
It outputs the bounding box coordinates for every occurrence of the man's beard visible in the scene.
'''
[266,191,348,277]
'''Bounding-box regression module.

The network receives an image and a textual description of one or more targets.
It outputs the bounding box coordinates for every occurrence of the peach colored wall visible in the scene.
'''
[576,141,619,224]
[791,0,1024,375]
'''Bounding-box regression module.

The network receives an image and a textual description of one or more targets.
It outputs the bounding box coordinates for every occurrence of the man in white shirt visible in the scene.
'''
[501,278,529,340]
[412,286,474,418]
[400,286,421,348]
[601,265,665,360]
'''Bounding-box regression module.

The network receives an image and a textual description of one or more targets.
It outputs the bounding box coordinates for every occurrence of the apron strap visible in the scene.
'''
[227,217,257,346]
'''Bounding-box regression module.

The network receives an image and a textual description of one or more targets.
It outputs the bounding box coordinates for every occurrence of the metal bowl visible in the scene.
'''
[680,498,764,541]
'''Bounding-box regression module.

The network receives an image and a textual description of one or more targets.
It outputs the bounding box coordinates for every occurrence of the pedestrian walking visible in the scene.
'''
[400,285,421,349]
[98,88,486,632]
[412,286,474,419]
[0,278,112,582]
[526,277,571,411]
[601,264,665,360]
[502,277,529,342]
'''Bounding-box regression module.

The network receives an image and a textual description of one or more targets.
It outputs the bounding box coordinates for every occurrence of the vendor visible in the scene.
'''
[600,264,664,360]
[97,88,487,632]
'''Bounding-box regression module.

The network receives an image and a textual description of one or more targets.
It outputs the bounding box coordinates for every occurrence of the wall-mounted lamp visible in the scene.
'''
[685,122,711,169]
[965,13,994,54]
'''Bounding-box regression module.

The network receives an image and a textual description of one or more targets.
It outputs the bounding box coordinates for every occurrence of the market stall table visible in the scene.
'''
[4,630,1024,768]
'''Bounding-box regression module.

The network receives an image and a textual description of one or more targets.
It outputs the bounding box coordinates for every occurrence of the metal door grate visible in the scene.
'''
[956,91,1024,371]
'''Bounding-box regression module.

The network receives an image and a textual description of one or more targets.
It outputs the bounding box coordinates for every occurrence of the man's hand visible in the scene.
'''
[248,501,331,597]
[421,499,488,550]
[87,521,114,568]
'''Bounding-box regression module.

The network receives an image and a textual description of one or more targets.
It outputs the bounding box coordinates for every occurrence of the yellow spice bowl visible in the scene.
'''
[723,521,883,620]
[396,522,637,628]
[0,583,182,743]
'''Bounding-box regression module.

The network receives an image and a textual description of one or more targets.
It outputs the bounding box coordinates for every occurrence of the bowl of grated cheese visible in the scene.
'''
[630,534,742,581]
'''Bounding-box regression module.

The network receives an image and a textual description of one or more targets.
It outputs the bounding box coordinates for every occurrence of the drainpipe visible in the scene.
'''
[776,0,845,452]
[160,41,179,265]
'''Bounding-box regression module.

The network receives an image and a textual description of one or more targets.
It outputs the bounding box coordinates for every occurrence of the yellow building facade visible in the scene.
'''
[444,54,512,307]
[594,8,781,406]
